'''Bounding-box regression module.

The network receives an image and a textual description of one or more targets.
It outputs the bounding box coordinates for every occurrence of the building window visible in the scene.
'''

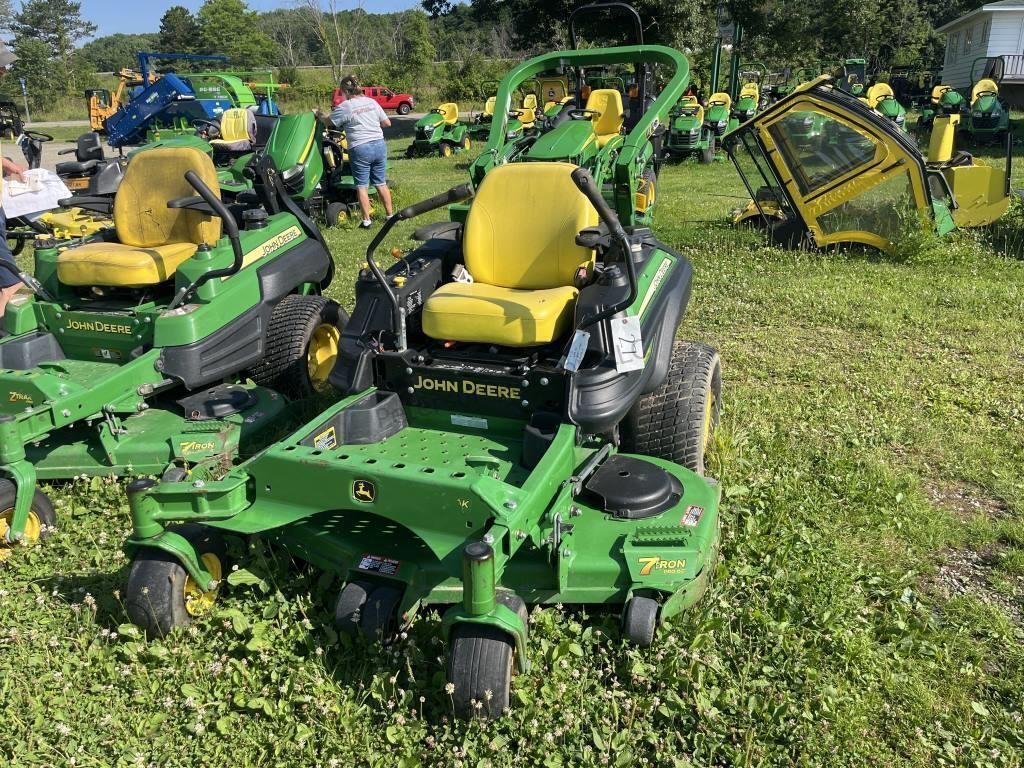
[982,19,991,45]
[947,31,959,63]
[964,25,974,54]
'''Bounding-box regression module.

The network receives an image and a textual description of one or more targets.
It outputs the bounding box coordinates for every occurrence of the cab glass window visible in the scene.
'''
[767,109,877,196]
[816,169,917,242]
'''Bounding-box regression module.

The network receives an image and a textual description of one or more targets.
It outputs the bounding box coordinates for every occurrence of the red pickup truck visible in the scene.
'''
[362,86,415,114]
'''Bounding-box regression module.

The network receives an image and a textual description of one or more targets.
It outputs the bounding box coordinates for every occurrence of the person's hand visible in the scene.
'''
[2,158,27,182]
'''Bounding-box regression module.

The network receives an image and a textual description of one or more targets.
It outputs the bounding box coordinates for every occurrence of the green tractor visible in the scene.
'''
[472,2,672,226]
[123,157,724,719]
[864,82,908,132]
[838,57,868,96]
[728,65,765,130]
[469,81,529,143]
[916,84,965,141]
[965,56,1010,143]
[0,142,345,561]
[663,95,716,163]
[407,103,471,157]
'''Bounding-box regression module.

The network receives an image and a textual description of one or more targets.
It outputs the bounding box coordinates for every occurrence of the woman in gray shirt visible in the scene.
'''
[329,75,395,228]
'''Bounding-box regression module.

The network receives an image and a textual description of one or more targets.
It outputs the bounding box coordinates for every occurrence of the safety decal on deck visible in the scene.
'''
[681,505,704,528]
[352,480,376,503]
[314,426,338,450]
[356,554,400,576]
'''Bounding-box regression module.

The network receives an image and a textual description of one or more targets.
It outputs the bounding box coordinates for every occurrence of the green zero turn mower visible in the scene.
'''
[0,144,344,561]
[123,158,724,719]
[471,3,681,227]
[407,103,470,157]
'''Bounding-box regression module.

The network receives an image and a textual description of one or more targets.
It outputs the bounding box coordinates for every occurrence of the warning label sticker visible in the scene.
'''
[313,426,338,450]
[356,554,401,576]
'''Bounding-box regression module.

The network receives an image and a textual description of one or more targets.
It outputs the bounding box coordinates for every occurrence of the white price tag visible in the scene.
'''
[611,315,644,372]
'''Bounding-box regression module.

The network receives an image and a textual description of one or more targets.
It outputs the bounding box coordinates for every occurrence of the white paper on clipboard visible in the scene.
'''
[2,169,72,219]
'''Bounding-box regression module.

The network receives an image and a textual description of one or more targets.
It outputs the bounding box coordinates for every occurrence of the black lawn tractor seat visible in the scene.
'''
[422,161,598,347]
[55,131,106,176]
[56,146,222,288]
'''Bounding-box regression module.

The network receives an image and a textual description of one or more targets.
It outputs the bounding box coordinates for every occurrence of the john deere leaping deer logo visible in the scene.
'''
[352,480,376,503]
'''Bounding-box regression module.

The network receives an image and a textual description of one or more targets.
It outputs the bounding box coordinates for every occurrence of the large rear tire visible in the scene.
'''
[619,340,722,475]
[248,295,349,400]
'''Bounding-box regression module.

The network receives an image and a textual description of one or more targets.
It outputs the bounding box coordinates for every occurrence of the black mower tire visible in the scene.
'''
[447,623,515,719]
[619,340,722,475]
[248,295,349,400]
[360,584,402,641]
[405,145,415,158]
[439,141,454,158]
[125,525,226,639]
[622,595,659,647]
[334,580,375,636]
[701,134,716,164]
[325,201,349,227]
[0,480,56,553]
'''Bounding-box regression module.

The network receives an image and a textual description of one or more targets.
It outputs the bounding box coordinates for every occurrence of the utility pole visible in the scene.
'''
[18,78,29,124]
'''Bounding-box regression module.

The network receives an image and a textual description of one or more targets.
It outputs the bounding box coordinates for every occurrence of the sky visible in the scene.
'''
[80,0,424,37]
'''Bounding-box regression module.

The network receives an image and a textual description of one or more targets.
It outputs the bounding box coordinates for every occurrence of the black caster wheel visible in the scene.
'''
[622,595,659,647]
[447,623,515,720]
[360,585,402,641]
[126,525,226,638]
[334,580,375,636]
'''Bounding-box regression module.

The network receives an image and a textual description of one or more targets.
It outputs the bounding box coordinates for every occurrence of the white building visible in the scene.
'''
[938,0,1024,103]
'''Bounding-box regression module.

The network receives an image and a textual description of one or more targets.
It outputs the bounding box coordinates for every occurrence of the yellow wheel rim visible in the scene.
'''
[0,508,43,562]
[465,138,472,149]
[183,552,222,617]
[307,322,341,386]
[703,391,715,453]
[334,207,348,225]
[442,144,452,157]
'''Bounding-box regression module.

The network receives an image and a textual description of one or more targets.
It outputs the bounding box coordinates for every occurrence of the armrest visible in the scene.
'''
[167,195,215,214]
[58,195,114,215]
[411,221,462,242]
[57,148,76,155]
[575,223,611,249]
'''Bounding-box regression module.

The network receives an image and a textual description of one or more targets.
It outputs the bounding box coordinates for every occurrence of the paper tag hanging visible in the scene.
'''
[611,315,644,372]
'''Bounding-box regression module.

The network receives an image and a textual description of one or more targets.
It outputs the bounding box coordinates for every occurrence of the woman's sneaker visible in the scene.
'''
[359,219,372,228]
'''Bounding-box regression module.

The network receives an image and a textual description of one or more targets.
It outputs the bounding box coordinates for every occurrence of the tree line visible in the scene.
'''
[0,0,982,113]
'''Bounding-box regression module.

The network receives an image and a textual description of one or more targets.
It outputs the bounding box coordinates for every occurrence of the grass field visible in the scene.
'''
[1,127,1024,767]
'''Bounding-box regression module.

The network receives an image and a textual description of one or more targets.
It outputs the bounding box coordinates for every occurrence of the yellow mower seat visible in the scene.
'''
[931,84,952,103]
[739,82,760,102]
[483,96,496,117]
[972,78,999,105]
[422,162,597,347]
[866,83,894,108]
[520,94,538,127]
[437,102,459,125]
[708,92,732,111]
[209,107,256,148]
[57,146,222,288]
[586,89,624,147]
